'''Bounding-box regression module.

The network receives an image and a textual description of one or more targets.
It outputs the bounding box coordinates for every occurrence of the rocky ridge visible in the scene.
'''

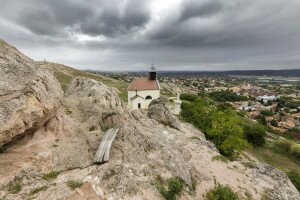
[0,40,299,200]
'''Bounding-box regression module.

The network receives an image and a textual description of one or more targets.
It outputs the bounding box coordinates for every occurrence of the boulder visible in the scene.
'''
[148,97,182,130]
[64,77,124,123]
[0,39,63,146]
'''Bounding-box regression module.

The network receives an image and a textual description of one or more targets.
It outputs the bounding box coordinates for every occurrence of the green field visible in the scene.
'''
[247,141,300,174]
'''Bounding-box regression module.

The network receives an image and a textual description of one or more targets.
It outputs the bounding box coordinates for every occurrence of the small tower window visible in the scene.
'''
[145,95,152,100]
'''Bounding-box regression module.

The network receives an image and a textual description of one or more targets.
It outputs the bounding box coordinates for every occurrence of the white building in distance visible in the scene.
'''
[127,67,160,109]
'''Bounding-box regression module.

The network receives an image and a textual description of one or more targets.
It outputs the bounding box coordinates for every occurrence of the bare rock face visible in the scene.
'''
[148,97,182,131]
[252,163,300,200]
[64,77,124,123]
[0,39,63,146]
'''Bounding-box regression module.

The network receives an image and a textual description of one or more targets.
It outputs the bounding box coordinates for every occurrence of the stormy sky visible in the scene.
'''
[0,0,300,71]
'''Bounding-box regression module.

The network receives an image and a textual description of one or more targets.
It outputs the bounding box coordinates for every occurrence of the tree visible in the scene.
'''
[207,109,249,157]
[260,109,273,116]
[243,123,266,146]
[256,115,268,125]
[270,119,278,127]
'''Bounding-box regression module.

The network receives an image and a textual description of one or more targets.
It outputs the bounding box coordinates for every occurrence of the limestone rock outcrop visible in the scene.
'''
[0,39,299,200]
[0,39,63,146]
[148,97,182,130]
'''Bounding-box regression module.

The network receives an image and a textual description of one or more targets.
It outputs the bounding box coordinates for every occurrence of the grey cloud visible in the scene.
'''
[11,0,151,38]
[80,0,151,37]
[179,0,223,22]
[0,0,300,71]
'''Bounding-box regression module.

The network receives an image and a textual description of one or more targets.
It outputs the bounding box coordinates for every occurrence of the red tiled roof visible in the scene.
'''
[127,78,159,91]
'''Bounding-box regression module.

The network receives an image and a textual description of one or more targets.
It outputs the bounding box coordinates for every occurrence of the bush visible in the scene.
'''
[180,93,198,102]
[42,171,60,181]
[290,144,300,159]
[29,186,49,195]
[256,115,268,126]
[260,110,273,116]
[181,98,249,157]
[287,170,300,192]
[206,182,239,200]
[212,155,229,163]
[89,125,96,131]
[67,180,83,190]
[243,123,266,147]
[207,109,249,157]
[270,119,278,127]
[7,182,22,194]
[156,176,184,200]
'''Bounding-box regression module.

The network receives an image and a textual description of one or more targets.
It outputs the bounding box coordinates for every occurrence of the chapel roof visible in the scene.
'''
[127,78,159,91]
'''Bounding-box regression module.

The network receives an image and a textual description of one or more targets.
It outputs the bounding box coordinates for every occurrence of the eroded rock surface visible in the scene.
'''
[0,39,63,146]
[0,40,299,200]
[148,97,183,131]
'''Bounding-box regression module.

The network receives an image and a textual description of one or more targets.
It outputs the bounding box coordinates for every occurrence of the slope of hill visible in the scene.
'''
[37,61,128,101]
[0,39,299,200]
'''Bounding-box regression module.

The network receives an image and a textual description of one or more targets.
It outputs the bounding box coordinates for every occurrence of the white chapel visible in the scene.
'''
[127,66,160,109]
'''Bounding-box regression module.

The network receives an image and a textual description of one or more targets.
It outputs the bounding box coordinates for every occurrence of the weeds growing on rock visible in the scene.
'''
[206,179,239,200]
[7,182,22,194]
[29,186,49,195]
[287,170,300,192]
[190,136,201,141]
[66,180,83,190]
[242,162,255,169]
[0,146,5,154]
[100,121,110,132]
[42,171,60,181]
[212,155,229,163]
[155,175,184,200]
[89,125,97,131]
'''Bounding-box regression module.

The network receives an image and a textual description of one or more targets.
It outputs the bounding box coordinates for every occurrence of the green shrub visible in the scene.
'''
[255,115,268,125]
[237,111,247,117]
[67,180,83,190]
[206,182,239,200]
[180,93,198,102]
[7,182,22,194]
[212,155,229,163]
[290,144,300,159]
[243,123,266,147]
[29,186,49,195]
[270,119,278,127]
[260,110,273,116]
[0,146,5,154]
[42,171,60,181]
[156,176,184,200]
[207,109,250,157]
[287,170,300,192]
[181,98,249,157]
[89,125,96,131]
[100,122,110,132]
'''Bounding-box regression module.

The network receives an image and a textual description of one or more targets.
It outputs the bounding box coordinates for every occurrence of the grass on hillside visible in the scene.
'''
[247,142,300,174]
[50,66,128,102]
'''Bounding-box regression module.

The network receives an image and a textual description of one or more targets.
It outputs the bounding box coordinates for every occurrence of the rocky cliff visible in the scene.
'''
[0,40,299,200]
[0,39,63,146]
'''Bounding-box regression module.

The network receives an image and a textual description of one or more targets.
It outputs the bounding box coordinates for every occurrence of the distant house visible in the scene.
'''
[127,67,160,109]
[256,95,277,103]
[240,105,257,111]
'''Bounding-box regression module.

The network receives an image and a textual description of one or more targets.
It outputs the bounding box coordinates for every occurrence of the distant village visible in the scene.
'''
[94,70,300,139]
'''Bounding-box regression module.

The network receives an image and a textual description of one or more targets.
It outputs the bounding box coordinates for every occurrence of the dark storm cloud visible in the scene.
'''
[149,0,300,47]
[9,0,151,38]
[0,0,300,70]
